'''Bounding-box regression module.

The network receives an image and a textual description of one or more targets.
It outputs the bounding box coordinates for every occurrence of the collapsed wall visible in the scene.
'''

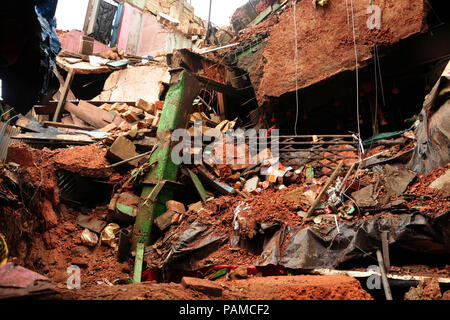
[238,0,425,106]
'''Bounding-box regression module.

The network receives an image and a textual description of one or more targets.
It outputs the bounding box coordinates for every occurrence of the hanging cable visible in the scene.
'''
[374,41,379,135]
[375,43,386,107]
[293,0,300,135]
[349,0,362,159]
[341,0,363,199]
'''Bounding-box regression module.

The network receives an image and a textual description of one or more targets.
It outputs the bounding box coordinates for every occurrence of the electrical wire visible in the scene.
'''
[374,41,379,135]
[340,0,364,199]
[350,0,361,159]
[375,43,386,107]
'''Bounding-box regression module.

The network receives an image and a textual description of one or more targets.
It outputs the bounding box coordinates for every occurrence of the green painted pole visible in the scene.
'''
[132,71,201,282]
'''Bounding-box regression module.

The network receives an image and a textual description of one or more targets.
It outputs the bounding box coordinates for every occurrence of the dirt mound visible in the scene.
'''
[58,274,372,300]
[5,142,115,206]
[8,205,133,289]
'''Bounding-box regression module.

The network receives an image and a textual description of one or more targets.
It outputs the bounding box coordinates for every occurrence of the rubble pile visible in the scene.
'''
[0,0,449,301]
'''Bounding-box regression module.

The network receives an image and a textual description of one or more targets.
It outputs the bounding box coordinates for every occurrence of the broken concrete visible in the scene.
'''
[77,214,107,234]
[94,65,171,103]
[181,276,223,297]
[429,168,450,197]
[351,184,378,207]
[154,210,178,231]
[107,136,140,167]
[384,165,417,196]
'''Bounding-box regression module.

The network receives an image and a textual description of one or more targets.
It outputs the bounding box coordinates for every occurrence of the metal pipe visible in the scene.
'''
[200,42,240,54]
[105,150,153,169]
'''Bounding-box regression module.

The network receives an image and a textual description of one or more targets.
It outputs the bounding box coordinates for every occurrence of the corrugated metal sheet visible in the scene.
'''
[0,123,21,162]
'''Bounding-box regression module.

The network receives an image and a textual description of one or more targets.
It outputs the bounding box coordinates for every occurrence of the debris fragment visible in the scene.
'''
[81,229,99,247]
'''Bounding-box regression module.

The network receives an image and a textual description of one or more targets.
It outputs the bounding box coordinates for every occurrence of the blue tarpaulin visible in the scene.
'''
[34,0,61,100]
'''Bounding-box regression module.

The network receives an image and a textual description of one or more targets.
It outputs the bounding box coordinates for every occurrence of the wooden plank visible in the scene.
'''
[133,242,145,283]
[56,56,112,74]
[217,92,226,117]
[381,231,391,272]
[34,101,137,115]
[305,160,344,218]
[53,68,75,122]
[43,121,95,131]
[376,249,393,300]
[11,133,94,144]
[64,101,124,129]
[83,0,94,34]
[54,69,76,101]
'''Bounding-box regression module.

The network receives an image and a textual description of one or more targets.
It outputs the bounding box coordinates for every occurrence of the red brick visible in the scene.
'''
[181,277,223,297]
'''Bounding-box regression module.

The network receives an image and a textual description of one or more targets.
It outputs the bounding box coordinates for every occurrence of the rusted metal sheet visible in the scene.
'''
[168,49,251,97]
[0,123,21,162]
[169,49,228,85]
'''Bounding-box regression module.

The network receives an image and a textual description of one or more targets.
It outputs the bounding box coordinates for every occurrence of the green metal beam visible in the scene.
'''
[185,168,208,203]
[248,3,282,27]
[132,71,201,282]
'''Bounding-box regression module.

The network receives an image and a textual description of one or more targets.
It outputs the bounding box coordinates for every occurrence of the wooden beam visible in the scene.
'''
[376,249,393,300]
[53,68,75,122]
[306,160,344,218]
[63,101,124,129]
[83,0,94,34]
[337,162,357,193]
[11,133,94,144]
[217,92,226,118]
[43,121,95,131]
[381,231,391,272]
[34,101,137,115]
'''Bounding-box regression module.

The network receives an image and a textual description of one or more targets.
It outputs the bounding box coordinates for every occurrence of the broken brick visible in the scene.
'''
[135,99,155,114]
[181,277,223,297]
[154,210,178,231]
[107,136,140,166]
[99,123,117,133]
[166,200,186,214]
[122,110,140,123]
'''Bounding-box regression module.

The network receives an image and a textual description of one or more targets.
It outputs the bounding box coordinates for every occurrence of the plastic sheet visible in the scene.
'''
[35,0,61,101]
[409,60,450,173]
[149,211,450,271]
[161,220,228,271]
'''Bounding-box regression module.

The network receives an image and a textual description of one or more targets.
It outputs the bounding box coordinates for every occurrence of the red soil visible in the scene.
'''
[257,0,424,104]
[58,274,373,300]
